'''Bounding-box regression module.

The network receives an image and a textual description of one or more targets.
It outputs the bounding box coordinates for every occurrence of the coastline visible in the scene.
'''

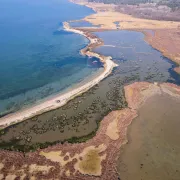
[2,0,179,129]
[0,1,180,179]
[71,0,180,74]
[0,21,117,129]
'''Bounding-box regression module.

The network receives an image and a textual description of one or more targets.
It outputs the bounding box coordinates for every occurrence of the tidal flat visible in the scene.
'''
[117,94,180,180]
[69,20,100,28]
[0,30,179,152]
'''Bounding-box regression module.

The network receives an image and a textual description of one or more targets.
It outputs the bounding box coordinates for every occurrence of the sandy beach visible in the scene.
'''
[0,22,117,129]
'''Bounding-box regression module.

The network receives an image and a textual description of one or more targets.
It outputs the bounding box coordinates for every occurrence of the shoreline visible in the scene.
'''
[0,1,179,179]
[0,20,117,129]
[71,0,180,74]
[2,0,179,129]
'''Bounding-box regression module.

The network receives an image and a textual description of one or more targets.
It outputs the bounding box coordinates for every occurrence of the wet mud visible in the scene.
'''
[117,94,180,180]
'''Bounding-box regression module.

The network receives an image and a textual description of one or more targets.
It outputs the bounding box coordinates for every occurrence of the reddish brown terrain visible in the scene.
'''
[0,82,180,180]
[143,28,180,73]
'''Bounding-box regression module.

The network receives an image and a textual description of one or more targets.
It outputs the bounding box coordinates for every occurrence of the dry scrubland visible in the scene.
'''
[0,82,179,179]
[87,0,180,21]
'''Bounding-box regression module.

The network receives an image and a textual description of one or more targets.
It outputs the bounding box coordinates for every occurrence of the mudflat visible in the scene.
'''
[0,82,179,179]
[117,93,180,180]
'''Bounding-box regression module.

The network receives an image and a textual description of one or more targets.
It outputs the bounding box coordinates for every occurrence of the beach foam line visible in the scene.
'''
[0,22,117,129]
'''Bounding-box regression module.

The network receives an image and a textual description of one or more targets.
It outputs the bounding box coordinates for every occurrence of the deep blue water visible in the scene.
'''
[0,0,102,115]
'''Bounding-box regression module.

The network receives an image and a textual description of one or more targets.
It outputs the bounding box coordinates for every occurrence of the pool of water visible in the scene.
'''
[114,21,120,28]
[69,20,100,28]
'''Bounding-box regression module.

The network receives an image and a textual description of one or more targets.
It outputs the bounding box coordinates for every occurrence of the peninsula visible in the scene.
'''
[0,21,117,129]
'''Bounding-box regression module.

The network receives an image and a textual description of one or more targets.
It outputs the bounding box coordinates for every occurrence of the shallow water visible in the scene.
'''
[114,21,120,28]
[144,29,155,36]
[69,20,100,27]
[117,94,180,180]
[0,0,102,116]
[0,30,179,152]
[94,30,180,84]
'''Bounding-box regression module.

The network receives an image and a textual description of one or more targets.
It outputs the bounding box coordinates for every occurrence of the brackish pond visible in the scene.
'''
[0,0,102,117]
[0,30,179,152]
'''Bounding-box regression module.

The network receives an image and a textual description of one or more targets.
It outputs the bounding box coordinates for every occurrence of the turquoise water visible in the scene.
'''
[0,0,102,116]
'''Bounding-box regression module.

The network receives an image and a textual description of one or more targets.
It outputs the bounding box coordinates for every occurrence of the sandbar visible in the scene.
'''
[0,21,117,129]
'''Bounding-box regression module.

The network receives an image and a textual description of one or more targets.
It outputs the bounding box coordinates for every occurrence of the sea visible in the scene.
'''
[0,0,102,116]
